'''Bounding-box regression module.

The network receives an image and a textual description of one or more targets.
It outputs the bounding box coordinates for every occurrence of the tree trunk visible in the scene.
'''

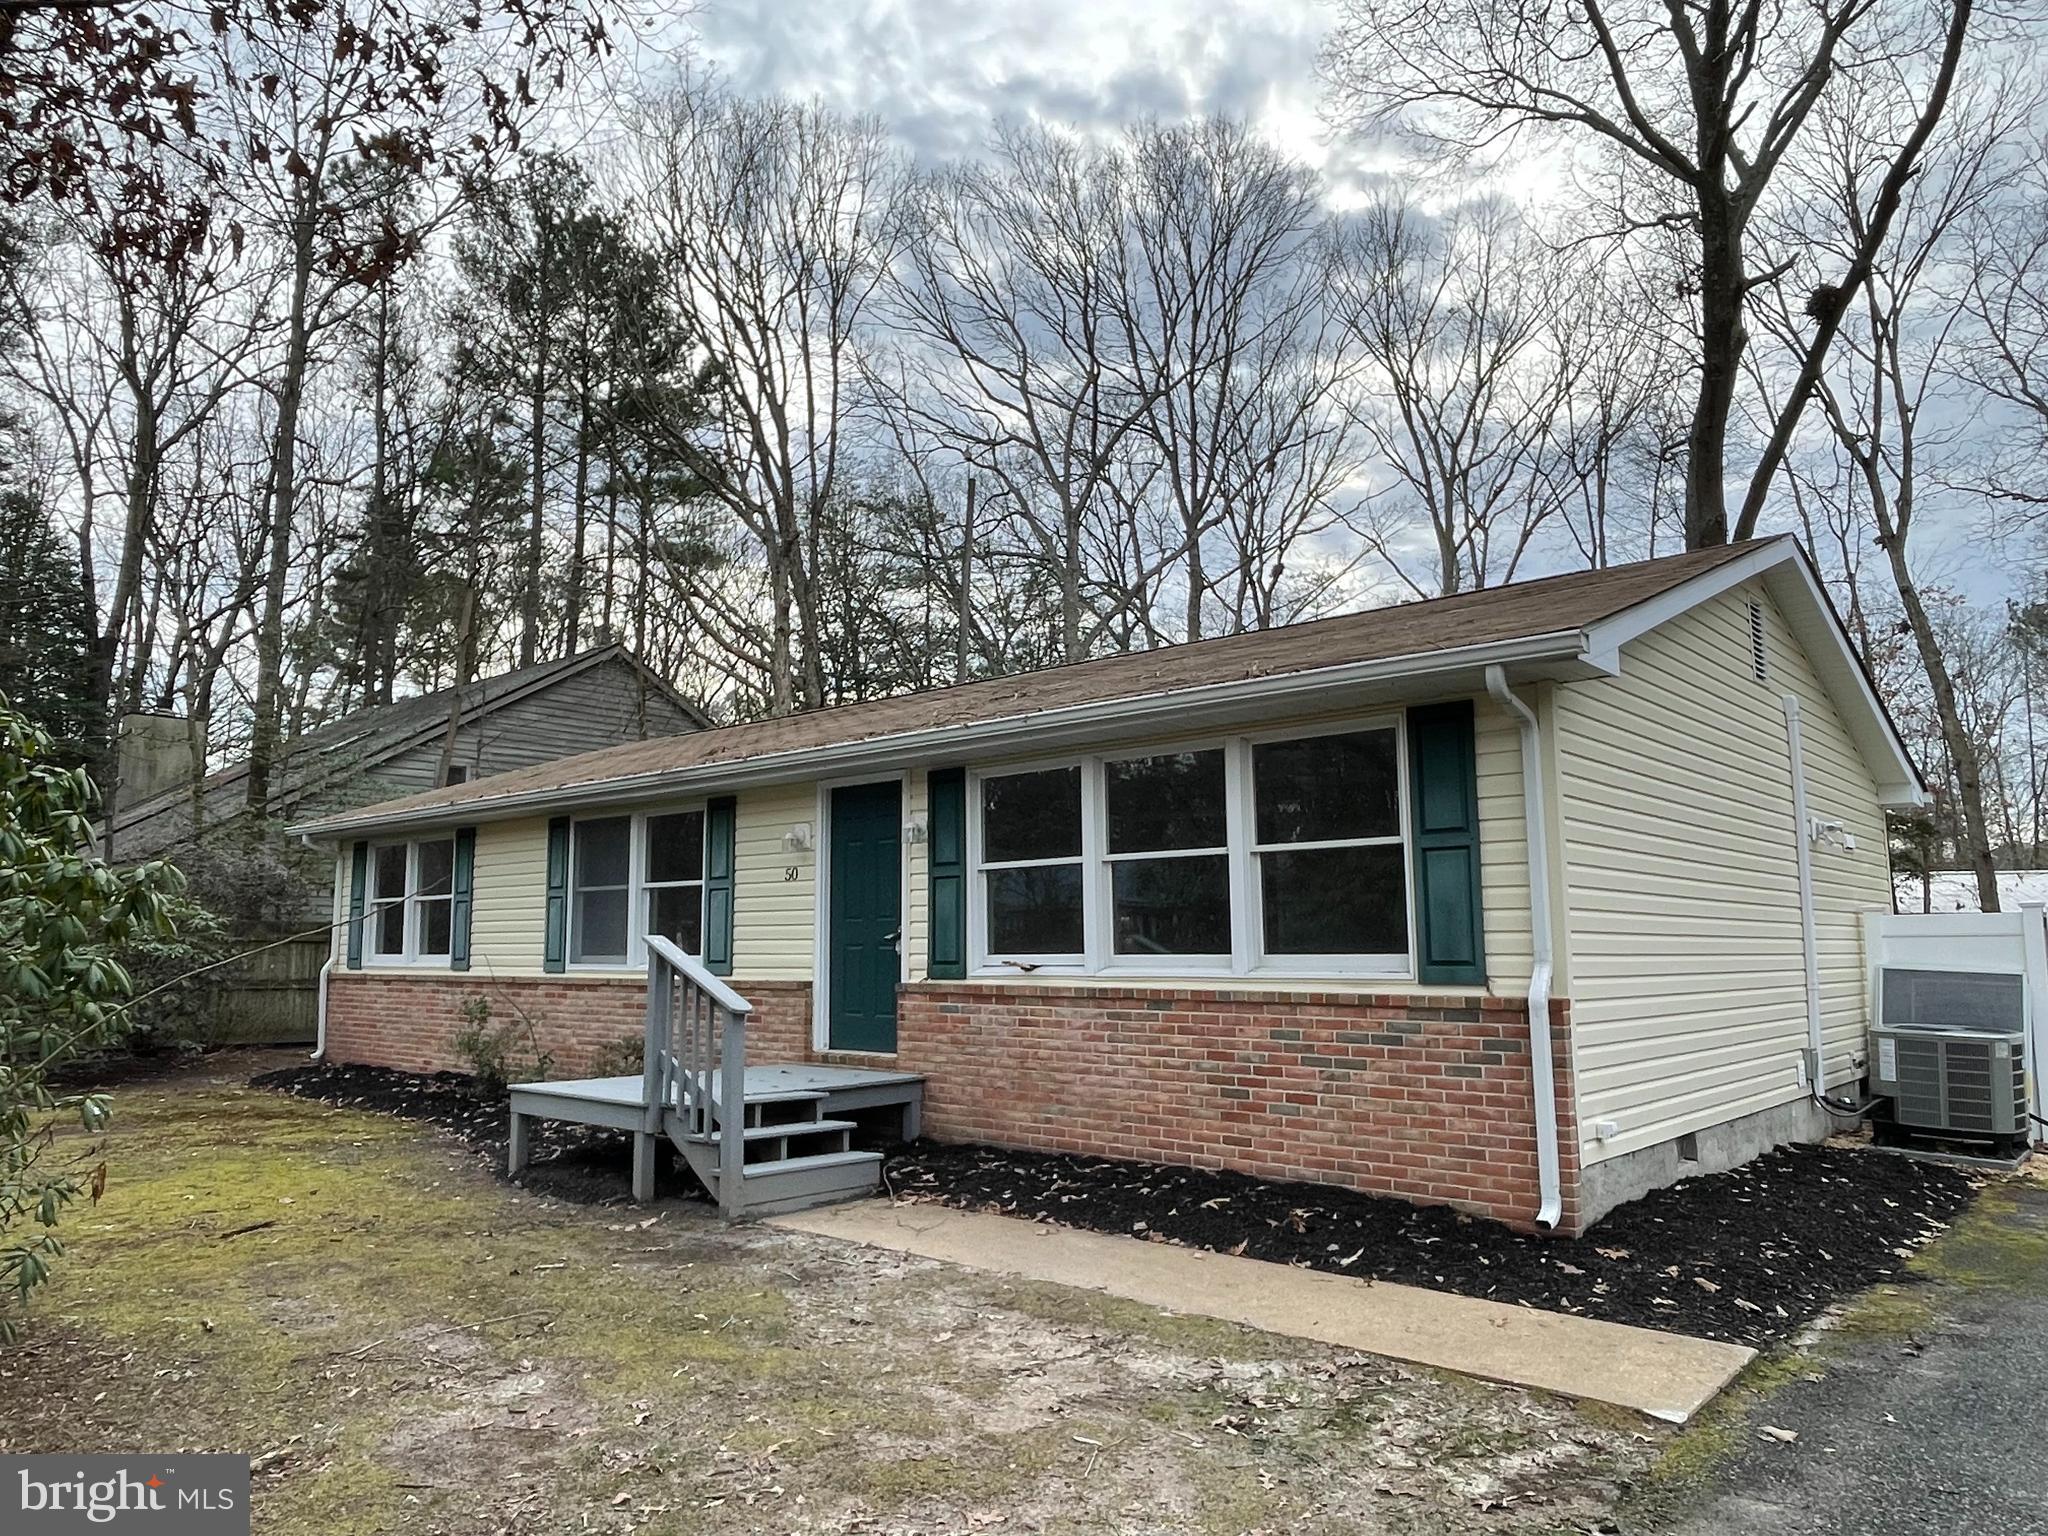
[520,344,549,667]
[1886,545,2001,911]
[246,206,317,817]
[1686,196,1744,549]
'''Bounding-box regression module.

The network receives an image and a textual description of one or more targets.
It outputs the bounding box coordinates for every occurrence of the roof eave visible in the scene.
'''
[290,628,1595,840]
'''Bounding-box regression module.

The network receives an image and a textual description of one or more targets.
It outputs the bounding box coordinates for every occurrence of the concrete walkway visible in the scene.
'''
[773,1200,1755,1424]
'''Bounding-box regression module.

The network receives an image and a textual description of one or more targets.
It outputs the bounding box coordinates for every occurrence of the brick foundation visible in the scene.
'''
[887,983,1579,1233]
[324,971,1580,1232]
[323,972,812,1077]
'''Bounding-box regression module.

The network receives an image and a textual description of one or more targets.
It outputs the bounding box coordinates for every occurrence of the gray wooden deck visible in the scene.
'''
[509,1064,924,1128]
[506,1062,925,1210]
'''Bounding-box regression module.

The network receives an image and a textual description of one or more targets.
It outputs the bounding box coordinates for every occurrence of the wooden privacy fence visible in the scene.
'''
[201,932,329,1045]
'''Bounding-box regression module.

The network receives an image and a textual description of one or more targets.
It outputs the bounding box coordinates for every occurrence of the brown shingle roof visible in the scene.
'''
[297,539,1773,835]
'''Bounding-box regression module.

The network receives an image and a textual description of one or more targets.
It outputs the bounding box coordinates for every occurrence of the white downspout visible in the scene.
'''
[307,834,334,1061]
[1484,665,1562,1231]
[1783,697,1825,1089]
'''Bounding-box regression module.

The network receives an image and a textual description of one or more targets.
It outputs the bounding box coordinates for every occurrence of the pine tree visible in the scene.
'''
[0,483,100,768]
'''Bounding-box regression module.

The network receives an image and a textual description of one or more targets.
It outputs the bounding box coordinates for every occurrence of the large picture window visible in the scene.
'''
[969,722,1414,977]
[568,808,709,967]
[368,837,457,962]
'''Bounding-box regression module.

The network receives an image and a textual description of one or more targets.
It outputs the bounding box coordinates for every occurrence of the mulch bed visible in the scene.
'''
[882,1141,1982,1346]
[251,1062,704,1207]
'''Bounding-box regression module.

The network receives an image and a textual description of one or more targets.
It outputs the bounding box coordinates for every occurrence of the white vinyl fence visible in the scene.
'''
[1864,907,2048,1137]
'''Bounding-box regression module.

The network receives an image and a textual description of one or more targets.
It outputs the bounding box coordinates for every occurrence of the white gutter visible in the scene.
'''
[1484,665,1563,1231]
[293,628,1597,841]
[1784,696,1825,1088]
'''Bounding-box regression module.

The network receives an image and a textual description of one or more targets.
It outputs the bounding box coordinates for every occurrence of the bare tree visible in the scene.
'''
[1756,54,2039,910]
[1323,0,1978,549]
[1334,196,1574,597]
[1117,118,1351,639]
[886,122,1170,662]
[629,81,901,714]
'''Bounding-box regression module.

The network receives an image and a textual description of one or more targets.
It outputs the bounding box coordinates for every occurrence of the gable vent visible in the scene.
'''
[1747,600,1768,681]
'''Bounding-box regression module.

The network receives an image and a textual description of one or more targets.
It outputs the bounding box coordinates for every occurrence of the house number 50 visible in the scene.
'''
[784,866,800,882]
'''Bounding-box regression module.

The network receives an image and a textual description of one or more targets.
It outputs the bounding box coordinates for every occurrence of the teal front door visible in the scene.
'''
[828,780,902,1052]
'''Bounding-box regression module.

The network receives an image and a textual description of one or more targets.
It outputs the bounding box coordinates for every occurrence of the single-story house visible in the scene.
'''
[293,536,1923,1233]
[116,644,706,1042]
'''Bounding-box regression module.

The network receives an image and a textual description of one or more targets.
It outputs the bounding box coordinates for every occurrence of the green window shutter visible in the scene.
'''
[449,827,476,972]
[543,816,571,974]
[703,796,737,976]
[927,767,967,979]
[346,841,368,970]
[1407,700,1487,988]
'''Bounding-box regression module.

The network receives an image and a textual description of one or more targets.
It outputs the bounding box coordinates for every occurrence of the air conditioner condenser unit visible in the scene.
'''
[1869,1022,2028,1140]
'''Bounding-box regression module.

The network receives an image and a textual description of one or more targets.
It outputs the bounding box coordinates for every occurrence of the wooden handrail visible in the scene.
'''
[644,935,754,1016]
[641,935,751,1217]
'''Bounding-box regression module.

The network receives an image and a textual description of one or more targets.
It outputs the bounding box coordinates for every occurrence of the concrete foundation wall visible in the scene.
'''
[1578,1093,1835,1226]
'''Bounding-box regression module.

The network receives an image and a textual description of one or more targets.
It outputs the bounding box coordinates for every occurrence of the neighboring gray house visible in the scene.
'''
[114,645,707,1042]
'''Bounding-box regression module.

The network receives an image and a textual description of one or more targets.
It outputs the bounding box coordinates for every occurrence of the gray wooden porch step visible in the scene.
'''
[671,1118,859,1147]
[704,1147,885,1216]
[742,1117,857,1143]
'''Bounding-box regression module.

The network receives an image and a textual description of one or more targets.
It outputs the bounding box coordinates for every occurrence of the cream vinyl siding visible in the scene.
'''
[350,815,550,976]
[904,769,930,978]
[732,782,818,980]
[1556,582,1890,1164]
[467,816,551,973]
[336,699,1536,995]
[1472,693,1533,996]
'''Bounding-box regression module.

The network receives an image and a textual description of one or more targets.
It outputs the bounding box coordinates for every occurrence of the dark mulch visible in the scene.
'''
[883,1141,1983,1346]
[251,1062,703,1207]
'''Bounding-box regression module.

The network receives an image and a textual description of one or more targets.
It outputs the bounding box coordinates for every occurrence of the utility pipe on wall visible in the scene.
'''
[1484,665,1562,1231]
[1783,696,1826,1089]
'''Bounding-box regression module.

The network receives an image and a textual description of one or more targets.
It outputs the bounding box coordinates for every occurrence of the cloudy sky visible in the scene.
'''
[688,0,1354,171]
[678,0,1998,600]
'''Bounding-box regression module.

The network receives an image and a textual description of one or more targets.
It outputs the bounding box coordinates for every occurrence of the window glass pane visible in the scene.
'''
[572,888,629,963]
[374,901,405,955]
[986,866,1084,955]
[981,767,1082,863]
[1261,845,1409,955]
[1105,750,1226,853]
[647,811,705,884]
[1254,729,1400,845]
[373,845,407,900]
[416,839,455,897]
[1112,854,1231,955]
[575,817,631,887]
[649,884,704,955]
[418,898,453,956]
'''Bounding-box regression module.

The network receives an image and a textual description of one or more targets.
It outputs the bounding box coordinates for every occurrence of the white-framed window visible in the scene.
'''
[568,807,708,968]
[1248,724,1408,971]
[1103,748,1231,963]
[977,765,1086,966]
[967,718,1415,979]
[368,836,457,963]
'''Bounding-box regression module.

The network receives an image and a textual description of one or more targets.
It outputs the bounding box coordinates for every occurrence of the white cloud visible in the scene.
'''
[687,0,1356,168]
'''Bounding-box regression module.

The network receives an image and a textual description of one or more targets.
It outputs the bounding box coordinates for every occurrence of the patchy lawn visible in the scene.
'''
[0,1055,1658,1535]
